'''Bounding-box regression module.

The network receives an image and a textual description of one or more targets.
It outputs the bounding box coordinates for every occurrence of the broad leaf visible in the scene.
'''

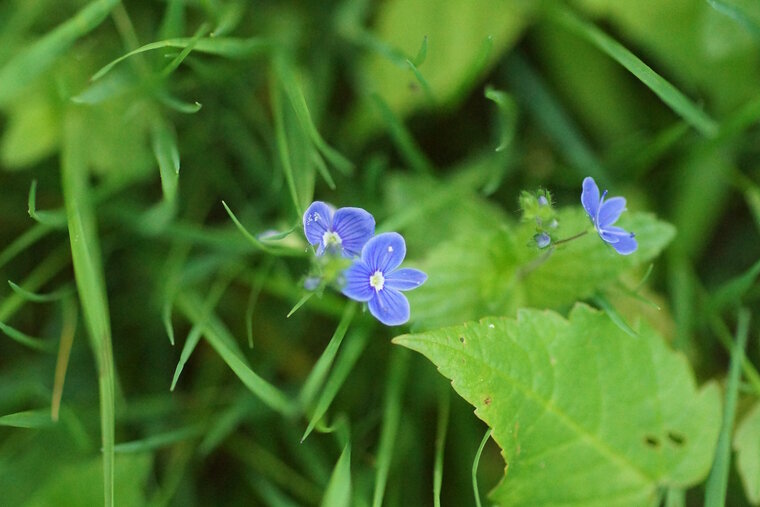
[408,207,675,329]
[394,304,721,506]
[365,0,532,116]
[734,401,760,504]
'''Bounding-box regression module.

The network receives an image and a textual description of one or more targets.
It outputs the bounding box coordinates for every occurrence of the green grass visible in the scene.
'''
[1,1,759,505]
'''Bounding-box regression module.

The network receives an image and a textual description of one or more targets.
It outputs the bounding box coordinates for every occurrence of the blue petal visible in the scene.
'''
[599,225,628,244]
[581,177,600,221]
[341,261,374,302]
[362,232,406,273]
[597,196,626,228]
[368,288,410,326]
[303,201,334,249]
[611,233,637,255]
[385,268,427,291]
[332,207,375,257]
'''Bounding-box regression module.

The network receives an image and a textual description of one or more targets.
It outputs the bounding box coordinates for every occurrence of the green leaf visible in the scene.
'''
[522,209,676,309]
[394,304,721,506]
[407,207,675,329]
[734,401,760,504]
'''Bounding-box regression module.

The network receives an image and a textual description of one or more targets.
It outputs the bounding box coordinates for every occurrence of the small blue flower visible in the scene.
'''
[534,232,551,249]
[303,201,375,257]
[581,177,637,255]
[341,232,427,326]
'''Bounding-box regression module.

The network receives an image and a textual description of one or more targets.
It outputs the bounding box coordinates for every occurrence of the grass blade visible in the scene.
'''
[221,201,301,256]
[8,280,74,303]
[0,224,50,271]
[152,116,181,205]
[52,297,78,421]
[371,93,432,174]
[549,4,719,137]
[0,409,54,429]
[61,110,117,507]
[593,294,638,338]
[711,258,760,312]
[114,425,204,453]
[28,180,67,228]
[372,348,410,507]
[321,442,352,507]
[705,308,751,506]
[472,428,492,507]
[504,53,608,182]
[277,58,354,176]
[299,302,357,409]
[0,320,55,352]
[176,294,296,417]
[301,328,368,442]
[91,36,274,81]
[433,387,450,507]
[0,0,120,105]
[707,0,760,38]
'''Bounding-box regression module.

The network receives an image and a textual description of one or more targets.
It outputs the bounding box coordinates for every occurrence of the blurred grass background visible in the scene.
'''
[0,0,759,505]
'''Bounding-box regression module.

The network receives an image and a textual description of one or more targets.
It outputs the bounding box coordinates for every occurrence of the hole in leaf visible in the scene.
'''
[644,435,660,448]
[459,336,465,344]
[667,431,685,446]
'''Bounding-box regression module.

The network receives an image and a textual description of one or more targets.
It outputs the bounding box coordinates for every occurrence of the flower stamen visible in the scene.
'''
[322,231,342,248]
[369,270,385,292]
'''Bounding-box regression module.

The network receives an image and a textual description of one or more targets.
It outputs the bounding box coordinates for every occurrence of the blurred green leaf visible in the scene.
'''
[361,0,532,118]
[734,401,760,504]
[0,0,120,106]
[394,304,721,506]
[25,454,152,507]
[0,90,59,169]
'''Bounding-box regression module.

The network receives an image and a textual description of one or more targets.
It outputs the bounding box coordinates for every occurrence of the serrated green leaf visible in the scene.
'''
[394,304,721,506]
[408,207,675,329]
[734,401,760,504]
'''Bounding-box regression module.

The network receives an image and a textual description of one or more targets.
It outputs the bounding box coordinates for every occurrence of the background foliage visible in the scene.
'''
[1,0,759,505]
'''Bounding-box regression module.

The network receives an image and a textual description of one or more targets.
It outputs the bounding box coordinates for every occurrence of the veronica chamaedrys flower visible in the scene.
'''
[341,232,427,326]
[303,201,375,257]
[581,177,637,255]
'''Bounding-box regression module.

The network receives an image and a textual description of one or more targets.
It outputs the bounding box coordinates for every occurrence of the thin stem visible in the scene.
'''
[553,229,589,245]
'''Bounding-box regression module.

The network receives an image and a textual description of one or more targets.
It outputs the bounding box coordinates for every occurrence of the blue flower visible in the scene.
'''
[341,232,427,326]
[581,177,637,255]
[534,232,551,249]
[303,201,375,257]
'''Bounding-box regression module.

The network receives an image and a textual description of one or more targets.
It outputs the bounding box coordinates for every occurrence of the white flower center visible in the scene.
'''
[322,231,342,247]
[369,270,385,291]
